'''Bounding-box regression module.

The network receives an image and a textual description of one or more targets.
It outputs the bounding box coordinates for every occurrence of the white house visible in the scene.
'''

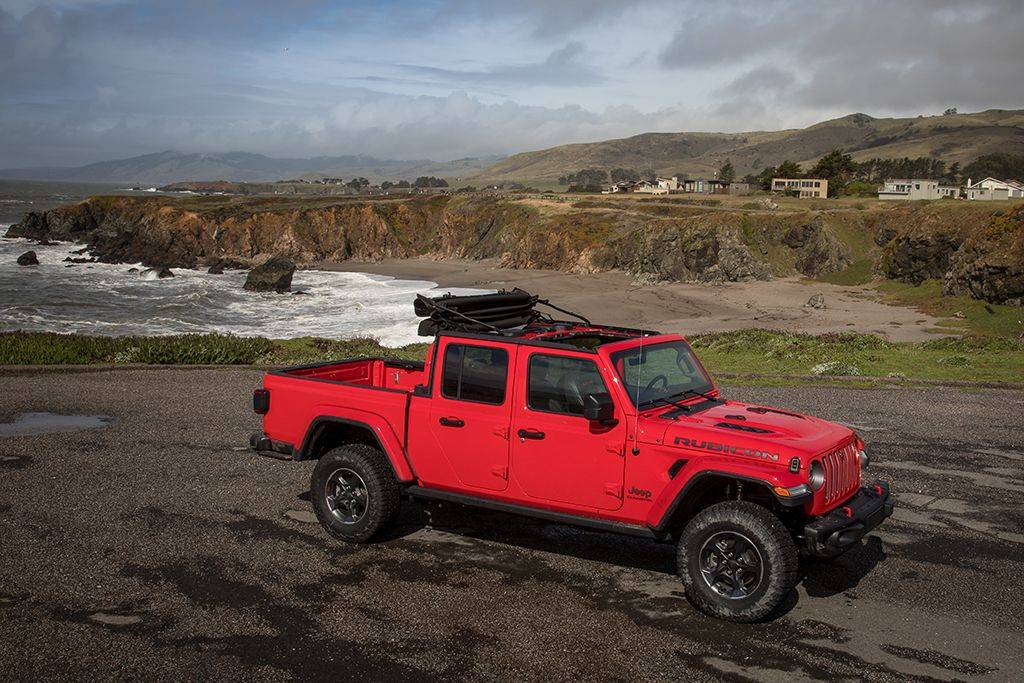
[633,180,668,195]
[965,177,1023,200]
[878,179,950,201]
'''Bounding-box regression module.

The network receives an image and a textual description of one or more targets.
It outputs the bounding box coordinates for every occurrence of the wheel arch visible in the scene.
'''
[296,416,414,482]
[653,471,785,536]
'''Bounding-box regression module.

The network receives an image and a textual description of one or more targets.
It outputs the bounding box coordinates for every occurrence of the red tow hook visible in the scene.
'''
[842,506,854,518]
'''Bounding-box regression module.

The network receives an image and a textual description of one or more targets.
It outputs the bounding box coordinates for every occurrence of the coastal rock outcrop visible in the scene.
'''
[140,267,175,279]
[244,256,295,293]
[943,205,1024,304]
[8,194,1021,302]
[17,251,39,266]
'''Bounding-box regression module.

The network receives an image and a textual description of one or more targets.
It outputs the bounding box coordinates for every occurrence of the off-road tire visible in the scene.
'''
[311,444,401,543]
[678,501,798,622]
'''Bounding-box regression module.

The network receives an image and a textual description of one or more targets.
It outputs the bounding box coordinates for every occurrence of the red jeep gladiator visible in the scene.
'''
[250,290,893,621]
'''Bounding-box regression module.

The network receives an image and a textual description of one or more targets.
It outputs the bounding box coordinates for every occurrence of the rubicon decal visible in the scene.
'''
[673,436,780,462]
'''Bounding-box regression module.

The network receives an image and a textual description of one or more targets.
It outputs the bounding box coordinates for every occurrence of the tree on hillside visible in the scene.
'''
[810,149,857,196]
[943,107,958,116]
[558,169,609,187]
[718,160,735,183]
[945,162,961,184]
[395,180,411,188]
[775,160,803,178]
[345,177,369,190]
[380,181,394,190]
[962,153,1024,182]
[610,168,640,183]
[413,176,449,188]
[640,168,657,182]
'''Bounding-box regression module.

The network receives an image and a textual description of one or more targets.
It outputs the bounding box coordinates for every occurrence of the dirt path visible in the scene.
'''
[334,258,946,342]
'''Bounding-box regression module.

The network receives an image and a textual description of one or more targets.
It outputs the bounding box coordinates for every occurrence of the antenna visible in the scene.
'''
[632,331,644,456]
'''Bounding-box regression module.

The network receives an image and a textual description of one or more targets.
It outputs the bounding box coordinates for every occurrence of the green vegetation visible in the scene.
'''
[2,330,1020,385]
[0,333,427,366]
[815,258,874,285]
[875,279,1024,338]
[690,330,1024,383]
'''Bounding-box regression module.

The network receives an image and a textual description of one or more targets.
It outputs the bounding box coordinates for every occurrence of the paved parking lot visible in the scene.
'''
[1,367,1022,680]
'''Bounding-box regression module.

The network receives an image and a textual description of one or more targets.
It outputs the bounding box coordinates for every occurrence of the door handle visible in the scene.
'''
[517,428,545,440]
[439,417,465,427]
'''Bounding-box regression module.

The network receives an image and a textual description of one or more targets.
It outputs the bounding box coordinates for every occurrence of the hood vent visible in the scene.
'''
[716,422,773,434]
[746,406,805,419]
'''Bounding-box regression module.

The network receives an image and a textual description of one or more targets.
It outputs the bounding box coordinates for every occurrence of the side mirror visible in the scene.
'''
[583,393,615,423]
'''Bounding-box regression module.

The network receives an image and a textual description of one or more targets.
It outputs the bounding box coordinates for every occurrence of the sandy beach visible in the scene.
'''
[331,258,945,342]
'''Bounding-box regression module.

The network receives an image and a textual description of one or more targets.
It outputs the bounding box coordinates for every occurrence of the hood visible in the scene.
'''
[652,399,854,468]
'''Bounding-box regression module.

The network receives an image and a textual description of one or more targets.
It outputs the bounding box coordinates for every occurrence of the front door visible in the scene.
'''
[511,349,626,510]
[428,340,513,491]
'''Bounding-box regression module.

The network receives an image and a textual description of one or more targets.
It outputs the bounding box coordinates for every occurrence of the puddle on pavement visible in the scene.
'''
[0,412,114,437]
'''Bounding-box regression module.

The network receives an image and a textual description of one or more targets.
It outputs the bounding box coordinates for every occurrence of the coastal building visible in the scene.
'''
[965,177,1023,200]
[632,180,668,195]
[771,178,828,199]
[878,179,939,200]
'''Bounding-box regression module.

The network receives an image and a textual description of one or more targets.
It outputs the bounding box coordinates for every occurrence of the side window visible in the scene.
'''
[528,354,608,417]
[441,344,508,405]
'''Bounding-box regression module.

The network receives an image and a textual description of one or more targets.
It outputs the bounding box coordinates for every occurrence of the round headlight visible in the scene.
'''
[808,460,825,490]
[857,449,869,469]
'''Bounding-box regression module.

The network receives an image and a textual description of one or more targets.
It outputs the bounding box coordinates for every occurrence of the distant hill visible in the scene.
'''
[0,151,500,186]
[476,109,1024,182]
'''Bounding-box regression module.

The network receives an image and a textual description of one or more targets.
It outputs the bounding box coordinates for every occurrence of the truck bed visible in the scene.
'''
[258,357,427,462]
[282,357,426,392]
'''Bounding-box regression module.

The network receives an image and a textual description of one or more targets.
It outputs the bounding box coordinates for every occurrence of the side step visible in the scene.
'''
[404,485,662,540]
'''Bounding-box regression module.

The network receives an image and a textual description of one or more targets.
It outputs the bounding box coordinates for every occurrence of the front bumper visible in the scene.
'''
[803,480,893,556]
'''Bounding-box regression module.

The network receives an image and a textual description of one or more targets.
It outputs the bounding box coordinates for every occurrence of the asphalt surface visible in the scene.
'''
[1,367,1022,681]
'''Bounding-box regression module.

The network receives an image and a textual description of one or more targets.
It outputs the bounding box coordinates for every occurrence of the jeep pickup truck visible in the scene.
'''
[250,289,893,621]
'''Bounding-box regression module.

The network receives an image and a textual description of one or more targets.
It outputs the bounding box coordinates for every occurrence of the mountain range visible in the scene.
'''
[0,151,499,186]
[475,109,1024,182]
[2,109,1022,186]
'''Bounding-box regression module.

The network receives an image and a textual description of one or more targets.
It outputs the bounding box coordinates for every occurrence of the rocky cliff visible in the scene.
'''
[9,194,1023,303]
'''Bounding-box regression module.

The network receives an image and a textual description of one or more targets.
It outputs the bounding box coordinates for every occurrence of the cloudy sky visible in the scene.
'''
[1,0,1022,167]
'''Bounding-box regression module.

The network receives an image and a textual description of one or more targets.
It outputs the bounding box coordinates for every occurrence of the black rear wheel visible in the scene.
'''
[678,501,798,622]
[311,444,400,543]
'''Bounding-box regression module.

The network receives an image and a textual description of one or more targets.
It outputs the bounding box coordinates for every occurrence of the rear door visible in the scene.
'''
[511,349,626,510]
[427,339,514,491]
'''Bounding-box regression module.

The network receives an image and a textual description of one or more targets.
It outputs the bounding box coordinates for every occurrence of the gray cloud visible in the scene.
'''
[668,0,1024,113]
[394,42,606,87]
[1,0,1022,167]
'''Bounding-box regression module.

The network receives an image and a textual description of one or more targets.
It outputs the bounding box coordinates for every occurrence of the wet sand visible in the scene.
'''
[331,258,946,342]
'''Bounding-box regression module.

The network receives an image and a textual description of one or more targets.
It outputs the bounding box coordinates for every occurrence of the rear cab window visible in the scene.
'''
[440,343,509,405]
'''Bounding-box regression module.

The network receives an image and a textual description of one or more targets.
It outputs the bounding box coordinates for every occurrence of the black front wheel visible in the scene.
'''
[678,501,798,622]
[311,444,400,543]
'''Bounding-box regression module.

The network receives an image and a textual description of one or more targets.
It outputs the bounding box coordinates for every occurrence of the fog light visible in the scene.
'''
[774,484,811,498]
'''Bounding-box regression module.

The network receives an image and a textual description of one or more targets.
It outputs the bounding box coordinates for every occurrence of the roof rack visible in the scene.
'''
[414,288,592,337]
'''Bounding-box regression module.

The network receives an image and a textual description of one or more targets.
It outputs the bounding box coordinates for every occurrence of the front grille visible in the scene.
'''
[820,441,859,504]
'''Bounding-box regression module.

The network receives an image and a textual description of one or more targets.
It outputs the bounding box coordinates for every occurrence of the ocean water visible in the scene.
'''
[1,227,486,346]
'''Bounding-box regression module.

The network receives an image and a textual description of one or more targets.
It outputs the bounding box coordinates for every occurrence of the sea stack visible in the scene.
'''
[243,255,295,293]
[17,251,39,266]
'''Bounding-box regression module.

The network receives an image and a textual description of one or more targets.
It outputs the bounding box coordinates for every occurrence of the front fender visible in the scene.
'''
[646,458,806,532]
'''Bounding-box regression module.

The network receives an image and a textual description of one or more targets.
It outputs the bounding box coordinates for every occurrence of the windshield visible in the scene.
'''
[610,340,713,408]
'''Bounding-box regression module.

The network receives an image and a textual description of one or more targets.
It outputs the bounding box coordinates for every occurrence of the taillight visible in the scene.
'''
[253,389,270,414]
